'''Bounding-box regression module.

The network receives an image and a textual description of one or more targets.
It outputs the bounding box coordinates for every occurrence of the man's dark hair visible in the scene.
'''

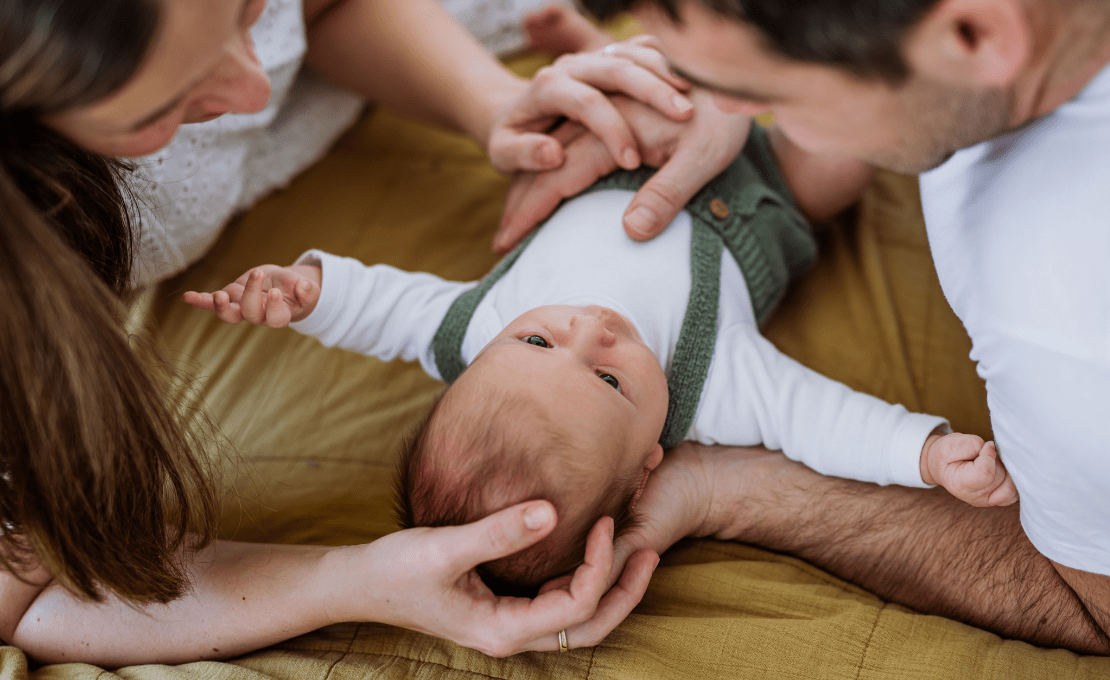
[581,0,942,83]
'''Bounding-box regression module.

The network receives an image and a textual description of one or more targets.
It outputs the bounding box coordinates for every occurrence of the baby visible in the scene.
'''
[186,126,1017,593]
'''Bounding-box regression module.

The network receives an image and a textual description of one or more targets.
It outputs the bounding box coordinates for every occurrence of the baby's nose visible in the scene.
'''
[569,311,616,348]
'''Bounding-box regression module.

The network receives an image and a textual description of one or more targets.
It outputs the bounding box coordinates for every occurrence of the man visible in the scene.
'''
[502,0,1110,654]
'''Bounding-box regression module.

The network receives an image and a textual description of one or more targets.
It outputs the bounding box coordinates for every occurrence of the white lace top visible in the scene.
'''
[129,0,364,286]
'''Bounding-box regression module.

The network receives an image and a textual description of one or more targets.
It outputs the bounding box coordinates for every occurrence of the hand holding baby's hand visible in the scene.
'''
[921,432,1018,507]
[182,264,321,328]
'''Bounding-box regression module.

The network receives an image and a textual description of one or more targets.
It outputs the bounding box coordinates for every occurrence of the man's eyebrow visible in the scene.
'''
[669,64,772,103]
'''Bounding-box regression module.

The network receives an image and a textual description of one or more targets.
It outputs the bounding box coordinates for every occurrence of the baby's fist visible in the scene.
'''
[921,433,1018,507]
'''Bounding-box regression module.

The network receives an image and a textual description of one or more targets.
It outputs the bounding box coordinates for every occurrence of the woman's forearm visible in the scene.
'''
[305,0,526,148]
[10,540,359,667]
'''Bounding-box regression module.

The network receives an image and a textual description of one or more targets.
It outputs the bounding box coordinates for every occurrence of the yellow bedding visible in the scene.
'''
[8,44,1110,680]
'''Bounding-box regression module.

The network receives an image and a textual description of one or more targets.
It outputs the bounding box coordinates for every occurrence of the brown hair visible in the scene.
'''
[394,381,640,596]
[1,0,220,603]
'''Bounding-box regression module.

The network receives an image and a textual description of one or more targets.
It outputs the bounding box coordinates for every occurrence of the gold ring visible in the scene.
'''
[558,629,568,653]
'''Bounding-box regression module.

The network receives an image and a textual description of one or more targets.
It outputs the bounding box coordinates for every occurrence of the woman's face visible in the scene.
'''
[47,0,272,158]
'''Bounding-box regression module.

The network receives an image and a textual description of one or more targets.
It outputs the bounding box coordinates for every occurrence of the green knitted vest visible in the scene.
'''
[432,126,815,448]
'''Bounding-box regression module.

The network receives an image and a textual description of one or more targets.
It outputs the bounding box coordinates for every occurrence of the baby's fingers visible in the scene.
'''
[182,291,216,312]
[264,288,292,328]
[212,290,245,324]
[239,269,268,324]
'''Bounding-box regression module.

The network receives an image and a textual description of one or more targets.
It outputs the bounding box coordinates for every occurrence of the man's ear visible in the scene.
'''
[905,0,1032,87]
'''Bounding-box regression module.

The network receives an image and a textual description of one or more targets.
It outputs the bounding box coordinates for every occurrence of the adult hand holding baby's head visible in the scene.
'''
[182,264,322,328]
[355,501,658,657]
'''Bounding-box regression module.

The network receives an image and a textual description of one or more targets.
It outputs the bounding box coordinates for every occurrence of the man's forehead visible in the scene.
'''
[633,2,791,99]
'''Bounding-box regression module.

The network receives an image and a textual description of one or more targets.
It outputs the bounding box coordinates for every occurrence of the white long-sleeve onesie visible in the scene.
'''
[291,190,945,488]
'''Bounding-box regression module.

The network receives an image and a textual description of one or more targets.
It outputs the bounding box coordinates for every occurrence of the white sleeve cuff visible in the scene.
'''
[884,413,949,488]
[288,249,352,345]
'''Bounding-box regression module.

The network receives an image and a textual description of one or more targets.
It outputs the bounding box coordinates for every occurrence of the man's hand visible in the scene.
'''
[182,265,322,328]
[338,502,659,656]
[487,35,695,176]
[494,89,751,253]
[920,433,1019,507]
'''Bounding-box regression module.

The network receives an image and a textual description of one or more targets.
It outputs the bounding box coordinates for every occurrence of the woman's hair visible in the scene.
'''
[1,0,220,603]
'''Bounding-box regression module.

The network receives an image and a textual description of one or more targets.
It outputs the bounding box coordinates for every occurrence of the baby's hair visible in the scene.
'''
[394,376,641,595]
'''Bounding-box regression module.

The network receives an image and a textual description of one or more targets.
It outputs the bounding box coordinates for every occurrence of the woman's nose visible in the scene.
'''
[192,34,272,117]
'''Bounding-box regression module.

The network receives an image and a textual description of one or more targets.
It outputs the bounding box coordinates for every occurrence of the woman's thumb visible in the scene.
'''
[449,501,558,569]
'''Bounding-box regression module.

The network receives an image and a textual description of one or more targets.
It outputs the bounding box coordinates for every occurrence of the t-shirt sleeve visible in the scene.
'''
[288,250,474,380]
[989,340,1110,576]
[690,325,947,487]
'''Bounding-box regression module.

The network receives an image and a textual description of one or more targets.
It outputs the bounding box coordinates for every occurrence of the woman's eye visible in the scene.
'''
[599,373,621,392]
[523,335,549,348]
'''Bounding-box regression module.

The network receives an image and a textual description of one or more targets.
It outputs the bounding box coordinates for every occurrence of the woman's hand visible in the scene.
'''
[487,36,694,175]
[333,500,659,656]
[494,90,752,253]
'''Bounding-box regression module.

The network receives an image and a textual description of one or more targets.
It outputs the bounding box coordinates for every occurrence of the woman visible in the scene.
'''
[0,0,688,665]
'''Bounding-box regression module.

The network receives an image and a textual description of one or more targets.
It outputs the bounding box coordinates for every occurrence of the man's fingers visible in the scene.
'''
[624,161,701,240]
[444,500,557,572]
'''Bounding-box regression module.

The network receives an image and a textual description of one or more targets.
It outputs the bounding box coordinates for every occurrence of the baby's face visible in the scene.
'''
[466,305,669,481]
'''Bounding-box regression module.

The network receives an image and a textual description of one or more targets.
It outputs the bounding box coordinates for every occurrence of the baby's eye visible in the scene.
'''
[599,373,621,393]
[523,335,549,348]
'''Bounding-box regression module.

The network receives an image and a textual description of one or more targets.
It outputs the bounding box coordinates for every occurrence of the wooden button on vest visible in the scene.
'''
[709,198,729,219]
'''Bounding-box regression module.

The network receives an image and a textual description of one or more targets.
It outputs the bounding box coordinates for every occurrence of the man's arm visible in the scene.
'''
[697,446,1110,654]
[621,444,1110,655]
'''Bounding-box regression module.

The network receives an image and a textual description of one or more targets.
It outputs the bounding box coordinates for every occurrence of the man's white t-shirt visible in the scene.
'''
[919,63,1110,576]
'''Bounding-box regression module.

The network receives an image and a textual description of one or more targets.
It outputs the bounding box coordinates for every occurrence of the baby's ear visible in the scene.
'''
[631,444,665,509]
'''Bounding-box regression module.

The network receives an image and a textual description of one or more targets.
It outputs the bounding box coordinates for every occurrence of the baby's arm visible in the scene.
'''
[920,432,1019,506]
[185,251,472,376]
[183,265,321,328]
[691,326,946,488]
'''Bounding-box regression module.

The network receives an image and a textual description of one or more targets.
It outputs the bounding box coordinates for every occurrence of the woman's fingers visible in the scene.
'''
[599,42,691,94]
[521,548,659,652]
[495,131,620,253]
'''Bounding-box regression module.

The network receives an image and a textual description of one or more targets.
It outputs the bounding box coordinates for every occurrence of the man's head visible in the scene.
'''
[583,0,1107,173]
[395,304,668,593]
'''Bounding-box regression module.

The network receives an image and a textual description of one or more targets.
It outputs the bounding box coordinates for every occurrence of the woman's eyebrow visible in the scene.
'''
[126,93,187,132]
[669,64,771,103]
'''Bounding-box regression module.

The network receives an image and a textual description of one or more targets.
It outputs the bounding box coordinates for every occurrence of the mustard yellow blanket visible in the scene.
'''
[7,49,1109,680]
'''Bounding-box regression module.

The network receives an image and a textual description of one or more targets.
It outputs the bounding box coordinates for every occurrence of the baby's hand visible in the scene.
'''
[920,432,1018,507]
[182,264,321,328]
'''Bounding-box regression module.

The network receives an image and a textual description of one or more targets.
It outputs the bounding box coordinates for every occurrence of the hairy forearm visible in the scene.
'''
[767,126,875,224]
[305,0,526,147]
[10,540,356,666]
[698,448,1110,654]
